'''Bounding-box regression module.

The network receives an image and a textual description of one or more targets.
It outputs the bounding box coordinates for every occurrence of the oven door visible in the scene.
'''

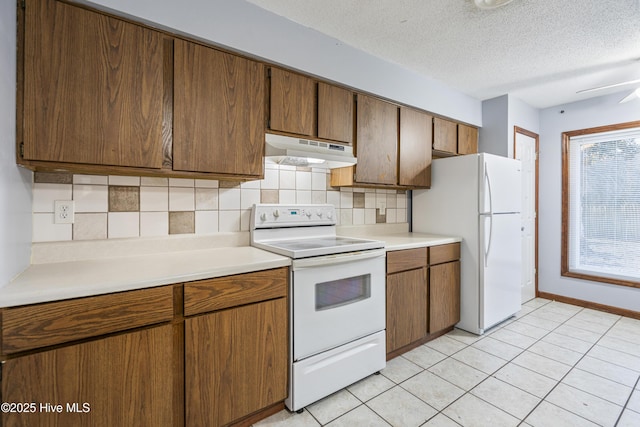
[291,249,386,361]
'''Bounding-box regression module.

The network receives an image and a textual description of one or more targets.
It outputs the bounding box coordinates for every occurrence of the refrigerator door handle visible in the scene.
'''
[484,163,494,216]
[485,214,493,268]
[483,162,494,268]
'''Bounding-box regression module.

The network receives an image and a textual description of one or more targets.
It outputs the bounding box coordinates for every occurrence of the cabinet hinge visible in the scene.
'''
[20,0,25,10]
[267,68,271,78]
[19,142,24,158]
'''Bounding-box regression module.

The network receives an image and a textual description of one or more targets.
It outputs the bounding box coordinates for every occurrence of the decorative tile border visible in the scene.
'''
[31,166,408,242]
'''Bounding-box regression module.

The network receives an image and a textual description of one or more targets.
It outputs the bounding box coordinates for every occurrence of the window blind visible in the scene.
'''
[567,127,640,282]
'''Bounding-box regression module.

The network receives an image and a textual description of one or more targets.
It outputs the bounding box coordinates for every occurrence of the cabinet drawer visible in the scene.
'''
[2,286,174,354]
[386,248,427,274]
[429,243,461,265]
[183,267,288,316]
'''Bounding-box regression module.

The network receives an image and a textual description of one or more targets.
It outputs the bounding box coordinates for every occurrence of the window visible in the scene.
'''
[562,121,640,287]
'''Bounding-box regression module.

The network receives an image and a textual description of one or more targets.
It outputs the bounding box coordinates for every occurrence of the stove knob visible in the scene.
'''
[305,211,312,218]
[316,210,323,218]
[273,209,280,218]
[259,212,267,222]
[326,210,333,220]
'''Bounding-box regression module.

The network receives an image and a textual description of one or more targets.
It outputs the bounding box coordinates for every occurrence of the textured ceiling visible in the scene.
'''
[246,0,640,108]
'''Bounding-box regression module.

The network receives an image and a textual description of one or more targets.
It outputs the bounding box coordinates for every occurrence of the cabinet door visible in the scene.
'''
[433,117,458,153]
[318,82,354,144]
[458,124,478,155]
[355,95,398,185]
[174,40,264,176]
[429,261,461,333]
[23,0,163,168]
[386,268,427,353]
[185,298,288,427]
[269,68,316,136]
[399,107,432,187]
[2,325,177,427]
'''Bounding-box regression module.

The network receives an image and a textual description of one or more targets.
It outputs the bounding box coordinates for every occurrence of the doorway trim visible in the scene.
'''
[514,126,539,298]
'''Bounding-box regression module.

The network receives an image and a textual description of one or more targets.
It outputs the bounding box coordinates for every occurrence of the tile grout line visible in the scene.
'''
[613,342,640,427]
[421,300,592,425]
[516,304,628,426]
[406,300,627,426]
[395,303,551,425]
[293,299,637,427]
[395,319,536,425]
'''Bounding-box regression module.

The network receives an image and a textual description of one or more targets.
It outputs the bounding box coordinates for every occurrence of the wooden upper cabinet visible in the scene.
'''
[22,0,164,168]
[269,68,316,136]
[433,118,479,155]
[432,117,458,153]
[173,40,264,177]
[318,82,354,144]
[458,124,478,154]
[399,107,432,187]
[355,94,398,185]
[269,69,354,144]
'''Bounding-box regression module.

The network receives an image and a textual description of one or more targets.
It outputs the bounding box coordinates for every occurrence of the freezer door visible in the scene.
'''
[479,213,522,330]
[480,154,522,214]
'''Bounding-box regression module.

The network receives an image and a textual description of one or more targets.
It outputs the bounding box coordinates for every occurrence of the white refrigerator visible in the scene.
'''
[413,153,522,334]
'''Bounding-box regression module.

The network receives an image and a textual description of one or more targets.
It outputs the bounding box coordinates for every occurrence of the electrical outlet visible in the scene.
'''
[54,200,75,224]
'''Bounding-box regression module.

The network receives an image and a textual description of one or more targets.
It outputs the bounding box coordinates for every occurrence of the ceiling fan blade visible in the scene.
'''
[577,78,640,94]
[619,90,639,103]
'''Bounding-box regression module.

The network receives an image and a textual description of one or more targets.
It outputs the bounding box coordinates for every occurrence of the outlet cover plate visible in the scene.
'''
[54,200,75,224]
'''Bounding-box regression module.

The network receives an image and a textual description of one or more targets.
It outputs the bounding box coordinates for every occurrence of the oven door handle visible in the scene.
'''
[292,249,386,269]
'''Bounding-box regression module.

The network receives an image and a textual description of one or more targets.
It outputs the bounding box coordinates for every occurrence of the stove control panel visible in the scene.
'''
[252,204,336,228]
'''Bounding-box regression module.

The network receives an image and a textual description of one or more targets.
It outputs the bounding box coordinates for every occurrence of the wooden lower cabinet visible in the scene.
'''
[0,268,290,427]
[429,260,461,333]
[385,243,461,358]
[2,324,178,427]
[185,298,288,427]
[385,248,428,355]
[386,268,427,353]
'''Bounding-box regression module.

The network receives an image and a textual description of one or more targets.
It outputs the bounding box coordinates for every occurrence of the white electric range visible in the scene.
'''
[250,204,387,412]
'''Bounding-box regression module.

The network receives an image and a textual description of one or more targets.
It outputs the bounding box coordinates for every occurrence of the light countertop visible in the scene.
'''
[0,234,290,308]
[337,223,462,251]
[1,226,461,308]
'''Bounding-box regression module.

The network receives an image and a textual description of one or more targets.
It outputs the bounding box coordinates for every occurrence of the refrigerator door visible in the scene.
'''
[480,154,522,215]
[479,212,522,330]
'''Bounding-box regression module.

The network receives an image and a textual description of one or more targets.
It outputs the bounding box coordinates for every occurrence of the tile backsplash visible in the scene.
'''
[32,164,408,242]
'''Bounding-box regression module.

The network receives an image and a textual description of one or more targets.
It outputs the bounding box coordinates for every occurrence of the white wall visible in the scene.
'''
[480,94,540,157]
[80,0,482,126]
[0,2,32,287]
[538,91,640,312]
[508,95,540,156]
[480,95,509,156]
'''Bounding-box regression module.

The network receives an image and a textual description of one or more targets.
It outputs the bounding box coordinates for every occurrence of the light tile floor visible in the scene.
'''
[254,298,640,427]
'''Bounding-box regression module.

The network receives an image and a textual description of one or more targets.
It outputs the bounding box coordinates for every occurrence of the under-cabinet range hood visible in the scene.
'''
[265,133,356,168]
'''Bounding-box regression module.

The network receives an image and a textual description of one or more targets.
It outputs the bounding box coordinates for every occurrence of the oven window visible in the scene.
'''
[315,274,371,311]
